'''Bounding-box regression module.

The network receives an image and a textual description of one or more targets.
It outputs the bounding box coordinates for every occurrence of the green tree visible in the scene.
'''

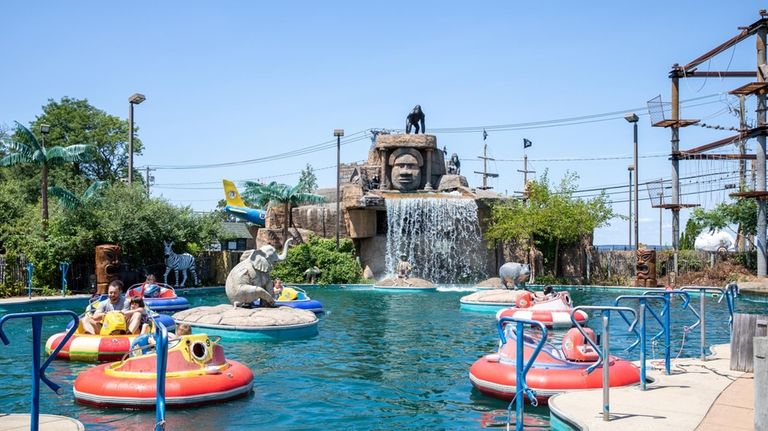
[486,170,614,276]
[687,198,757,250]
[0,122,95,224]
[242,179,325,238]
[298,164,318,193]
[30,97,140,183]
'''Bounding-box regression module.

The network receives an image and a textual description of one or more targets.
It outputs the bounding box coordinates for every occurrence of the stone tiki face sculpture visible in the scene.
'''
[635,249,657,287]
[225,238,293,307]
[499,262,531,290]
[95,244,121,294]
[388,148,424,192]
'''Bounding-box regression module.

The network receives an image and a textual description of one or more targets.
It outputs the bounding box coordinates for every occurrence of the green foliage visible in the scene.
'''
[679,218,702,250]
[48,181,107,210]
[298,164,318,193]
[0,121,97,222]
[31,97,139,183]
[486,170,615,275]
[271,236,363,284]
[687,198,756,249]
[2,182,221,288]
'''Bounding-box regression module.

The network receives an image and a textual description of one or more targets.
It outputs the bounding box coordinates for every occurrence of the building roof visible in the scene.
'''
[220,222,253,239]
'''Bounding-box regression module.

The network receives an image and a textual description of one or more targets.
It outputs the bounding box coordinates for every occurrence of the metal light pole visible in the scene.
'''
[334,129,344,251]
[628,165,634,249]
[625,113,640,250]
[128,93,146,185]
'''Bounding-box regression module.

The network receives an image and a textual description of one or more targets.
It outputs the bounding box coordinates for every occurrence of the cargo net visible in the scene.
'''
[647,95,671,125]
[646,179,667,208]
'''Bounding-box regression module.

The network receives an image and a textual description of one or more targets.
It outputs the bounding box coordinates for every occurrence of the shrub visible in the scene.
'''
[272,236,363,284]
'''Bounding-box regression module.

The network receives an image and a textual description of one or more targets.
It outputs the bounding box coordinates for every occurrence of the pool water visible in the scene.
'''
[0,286,765,430]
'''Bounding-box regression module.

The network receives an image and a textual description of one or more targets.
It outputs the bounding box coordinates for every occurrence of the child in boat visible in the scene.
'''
[273,279,284,298]
[140,274,160,297]
[130,323,192,356]
[126,297,149,334]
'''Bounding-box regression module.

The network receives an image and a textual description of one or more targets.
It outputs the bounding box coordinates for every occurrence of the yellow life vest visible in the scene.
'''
[100,312,127,335]
[278,287,299,301]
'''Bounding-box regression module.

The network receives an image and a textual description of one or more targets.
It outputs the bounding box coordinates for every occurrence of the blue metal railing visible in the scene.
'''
[614,295,669,389]
[26,262,34,299]
[496,316,549,431]
[641,289,698,374]
[59,262,70,296]
[0,311,79,431]
[570,306,638,422]
[152,319,169,431]
[680,284,739,360]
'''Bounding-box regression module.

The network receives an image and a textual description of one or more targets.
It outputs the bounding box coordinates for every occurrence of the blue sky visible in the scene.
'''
[3,1,766,245]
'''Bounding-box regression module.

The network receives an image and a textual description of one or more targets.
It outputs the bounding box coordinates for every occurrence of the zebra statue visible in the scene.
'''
[163,241,198,287]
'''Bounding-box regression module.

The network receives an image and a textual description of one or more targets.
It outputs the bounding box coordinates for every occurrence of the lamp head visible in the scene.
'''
[628,165,635,171]
[39,124,50,134]
[624,113,639,123]
[129,93,146,104]
[333,129,344,137]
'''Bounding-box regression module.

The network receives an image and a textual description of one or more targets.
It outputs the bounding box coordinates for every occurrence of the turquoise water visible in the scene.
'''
[0,285,765,430]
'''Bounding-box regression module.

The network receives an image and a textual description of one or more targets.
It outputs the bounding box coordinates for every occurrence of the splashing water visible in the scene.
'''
[385,197,488,283]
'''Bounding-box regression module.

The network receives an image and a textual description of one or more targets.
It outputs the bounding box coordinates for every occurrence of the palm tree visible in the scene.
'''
[48,181,108,210]
[0,122,95,223]
[243,179,326,239]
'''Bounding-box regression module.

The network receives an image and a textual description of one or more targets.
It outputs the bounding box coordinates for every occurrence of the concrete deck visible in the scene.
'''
[0,414,83,430]
[549,344,752,430]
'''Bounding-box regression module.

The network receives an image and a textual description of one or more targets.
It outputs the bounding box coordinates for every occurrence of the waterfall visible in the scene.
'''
[385,197,488,284]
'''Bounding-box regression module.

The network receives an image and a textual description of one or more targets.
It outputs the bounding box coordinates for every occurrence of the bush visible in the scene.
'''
[271,236,363,284]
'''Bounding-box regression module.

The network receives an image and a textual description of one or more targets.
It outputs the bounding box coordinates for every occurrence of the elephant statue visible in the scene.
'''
[225,238,293,307]
[499,262,531,290]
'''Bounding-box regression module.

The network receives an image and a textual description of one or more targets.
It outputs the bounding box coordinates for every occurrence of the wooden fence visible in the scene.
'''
[730,312,768,372]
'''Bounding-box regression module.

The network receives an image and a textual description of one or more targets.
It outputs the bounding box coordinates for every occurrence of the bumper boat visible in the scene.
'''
[254,287,324,314]
[50,297,175,362]
[74,334,253,408]
[127,282,190,312]
[47,311,146,362]
[495,292,588,329]
[469,326,640,403]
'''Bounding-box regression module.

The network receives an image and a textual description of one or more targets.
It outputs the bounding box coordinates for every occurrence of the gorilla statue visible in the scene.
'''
[405,105,426,134]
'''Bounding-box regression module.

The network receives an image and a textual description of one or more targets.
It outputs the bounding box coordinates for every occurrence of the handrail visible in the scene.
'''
[153,318,169,431]
[614,295,669,388]
[642,289,698,375]
[0,311,79,431]
[59,262,70,296]
[26,262,34,299]
[497,316,549,431]
[570,306,638,422]
[680,285,735,361]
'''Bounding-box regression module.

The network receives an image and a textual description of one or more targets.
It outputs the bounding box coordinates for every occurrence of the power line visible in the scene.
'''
[142,94,727,172]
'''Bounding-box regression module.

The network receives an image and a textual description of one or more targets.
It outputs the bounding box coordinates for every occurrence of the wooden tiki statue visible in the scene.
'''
[95,244,121,294]
[635,248,657,288]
